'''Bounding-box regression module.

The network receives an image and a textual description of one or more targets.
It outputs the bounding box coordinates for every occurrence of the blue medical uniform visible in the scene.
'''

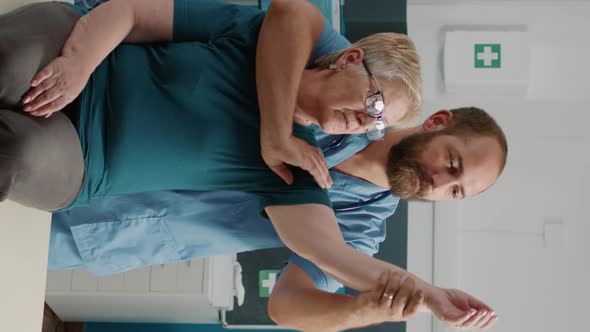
[51,1,399,293]
[50,129,399,292]
[61,0,333,211]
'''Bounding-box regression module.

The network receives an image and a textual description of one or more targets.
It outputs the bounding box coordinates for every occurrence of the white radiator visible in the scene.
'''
[46,255,242,323]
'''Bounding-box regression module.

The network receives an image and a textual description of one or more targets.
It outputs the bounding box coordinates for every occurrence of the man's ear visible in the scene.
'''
[335,48,365,69]
[423,110,453,131]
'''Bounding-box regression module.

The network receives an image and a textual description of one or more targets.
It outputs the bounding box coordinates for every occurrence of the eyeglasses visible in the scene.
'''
[362,61,386,141]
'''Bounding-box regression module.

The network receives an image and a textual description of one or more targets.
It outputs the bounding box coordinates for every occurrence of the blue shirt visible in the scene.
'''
[50,130,399,293]
[64,1,330,211]
[51,2,398,293]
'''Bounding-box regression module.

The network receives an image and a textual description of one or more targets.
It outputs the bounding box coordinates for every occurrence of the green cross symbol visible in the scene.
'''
[474,44,501,68]
[259,270,280,298]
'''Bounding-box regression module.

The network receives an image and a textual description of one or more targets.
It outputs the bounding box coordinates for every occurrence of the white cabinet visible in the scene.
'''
[46,255,240,324]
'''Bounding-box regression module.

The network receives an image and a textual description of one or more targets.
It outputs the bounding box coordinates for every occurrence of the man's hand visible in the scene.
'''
[21,55,91,117]
[353,271,424,326]
[261,134,333,189]
[428,287,497,329]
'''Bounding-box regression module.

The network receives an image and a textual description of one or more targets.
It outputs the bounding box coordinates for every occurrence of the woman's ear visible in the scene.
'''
[335,48,365,69]
[423,110,453,131]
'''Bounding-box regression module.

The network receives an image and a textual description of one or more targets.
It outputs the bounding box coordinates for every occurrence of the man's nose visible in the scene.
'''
[431,172,455,190]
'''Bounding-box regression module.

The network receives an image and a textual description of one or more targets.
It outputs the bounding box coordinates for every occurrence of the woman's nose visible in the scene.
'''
[356,112,372,127]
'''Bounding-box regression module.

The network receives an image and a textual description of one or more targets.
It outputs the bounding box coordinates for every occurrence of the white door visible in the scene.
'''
[431,134,587,332]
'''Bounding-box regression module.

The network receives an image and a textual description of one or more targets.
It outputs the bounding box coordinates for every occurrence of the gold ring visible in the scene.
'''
[383,292,394,300]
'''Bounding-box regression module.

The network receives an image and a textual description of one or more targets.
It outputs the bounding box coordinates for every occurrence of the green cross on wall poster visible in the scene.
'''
[259,270,280,298]
[474,44,501,68]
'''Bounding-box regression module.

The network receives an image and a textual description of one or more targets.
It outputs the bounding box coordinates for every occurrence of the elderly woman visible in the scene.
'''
[0,0,500,330]
[8,0,420,209]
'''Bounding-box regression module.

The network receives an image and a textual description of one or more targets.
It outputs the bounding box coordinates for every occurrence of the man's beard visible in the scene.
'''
[387,132,436,200]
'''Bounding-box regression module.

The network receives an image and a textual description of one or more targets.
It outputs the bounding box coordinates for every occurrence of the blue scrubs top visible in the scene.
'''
[63,0,330,211]
[50,130,399,293]
[51,2,399,293]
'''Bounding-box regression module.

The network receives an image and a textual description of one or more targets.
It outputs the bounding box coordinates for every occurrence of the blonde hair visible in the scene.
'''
[315,33,422,128]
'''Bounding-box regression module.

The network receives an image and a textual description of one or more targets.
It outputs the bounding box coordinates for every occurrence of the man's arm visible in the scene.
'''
[268,263,424,331]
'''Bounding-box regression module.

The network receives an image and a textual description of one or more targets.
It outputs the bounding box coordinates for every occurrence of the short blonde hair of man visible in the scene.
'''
[315,32,422,128]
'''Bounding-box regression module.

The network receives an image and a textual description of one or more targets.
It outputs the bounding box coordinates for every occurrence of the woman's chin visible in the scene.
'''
[321,125,347,134]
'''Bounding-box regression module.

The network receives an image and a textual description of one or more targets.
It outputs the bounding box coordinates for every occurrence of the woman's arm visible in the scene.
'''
[257,0,333,189]
[268,264,424,331]
[24,0,250,116]
[21,0,174,115]
[56,0,174,80]
[22,0,174,82]
[266,204,427,293]
[265,203,496,329]
[257,0,322,145]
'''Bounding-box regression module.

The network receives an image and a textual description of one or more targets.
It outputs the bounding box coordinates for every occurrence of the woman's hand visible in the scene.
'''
[21,55,91,117]
[261,134,333,189]
[428,287,497,329]
[353,271,425,326]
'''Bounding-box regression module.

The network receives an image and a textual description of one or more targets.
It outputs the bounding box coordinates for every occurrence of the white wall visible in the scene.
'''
[0,202,51,332]
[407,1,590,331]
